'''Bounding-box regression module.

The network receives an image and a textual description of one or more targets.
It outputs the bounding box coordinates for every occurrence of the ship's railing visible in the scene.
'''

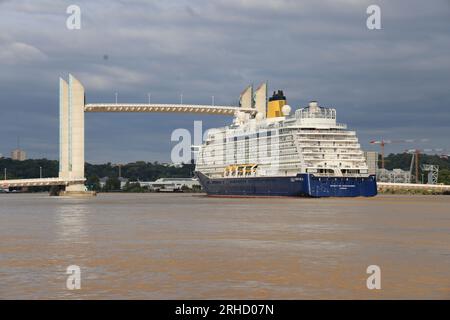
[297,130,354,135]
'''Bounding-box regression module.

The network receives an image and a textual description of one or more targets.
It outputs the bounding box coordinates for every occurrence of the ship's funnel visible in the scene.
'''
[267,90,286,118]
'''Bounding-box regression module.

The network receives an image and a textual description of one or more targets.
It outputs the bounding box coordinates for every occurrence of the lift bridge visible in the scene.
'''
[1,74,255,196]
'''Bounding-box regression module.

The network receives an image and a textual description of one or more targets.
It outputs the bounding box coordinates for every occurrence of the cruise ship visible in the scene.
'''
[195,84,377,197]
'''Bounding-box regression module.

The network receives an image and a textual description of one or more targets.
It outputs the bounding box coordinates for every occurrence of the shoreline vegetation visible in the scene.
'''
[1,154,449,195]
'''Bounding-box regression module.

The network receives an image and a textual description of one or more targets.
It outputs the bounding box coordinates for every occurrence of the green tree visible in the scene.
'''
[103,176,121,191]
[86,175,101,191]
[123,182,145,192]
[439,169,450,185]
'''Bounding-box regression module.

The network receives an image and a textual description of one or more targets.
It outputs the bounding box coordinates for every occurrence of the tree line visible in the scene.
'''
[1,154,449,186]
[0,158,195,191]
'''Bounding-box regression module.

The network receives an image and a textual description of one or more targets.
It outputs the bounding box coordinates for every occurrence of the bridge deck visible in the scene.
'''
[84,103,255,115]
[1,178,85,188]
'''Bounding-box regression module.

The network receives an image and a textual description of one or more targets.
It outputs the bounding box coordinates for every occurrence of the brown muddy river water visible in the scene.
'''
[0,193,449,299]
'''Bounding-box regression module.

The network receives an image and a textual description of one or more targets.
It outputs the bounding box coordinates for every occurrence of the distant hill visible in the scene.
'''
[0,158,194,181]
[384,153,450,171]
[0,158,59,180]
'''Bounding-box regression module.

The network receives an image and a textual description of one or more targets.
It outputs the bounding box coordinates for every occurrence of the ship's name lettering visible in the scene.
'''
[330,184,356,188]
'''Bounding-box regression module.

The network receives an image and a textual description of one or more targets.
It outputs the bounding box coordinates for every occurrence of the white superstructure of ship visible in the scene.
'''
[195,85,370,180]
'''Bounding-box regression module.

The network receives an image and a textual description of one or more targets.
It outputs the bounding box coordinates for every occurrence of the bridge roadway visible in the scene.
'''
[84,103,256,115]
[1,177,85,188]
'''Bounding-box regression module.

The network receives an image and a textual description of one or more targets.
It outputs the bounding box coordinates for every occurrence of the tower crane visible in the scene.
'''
[370,139,428,169]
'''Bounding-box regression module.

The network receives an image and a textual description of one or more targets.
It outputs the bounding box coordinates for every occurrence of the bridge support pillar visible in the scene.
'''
[59,74,95,196]
[59,187,96,197]
[59,78,70,179]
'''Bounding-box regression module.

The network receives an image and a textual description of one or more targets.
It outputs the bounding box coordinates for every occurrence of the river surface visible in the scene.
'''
[0,193,449,299]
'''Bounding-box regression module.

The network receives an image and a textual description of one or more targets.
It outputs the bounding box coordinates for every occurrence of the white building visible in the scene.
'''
[377,168,411,183]
[11,149,26,161]
[138,178,200,192]
[364,151,378,175]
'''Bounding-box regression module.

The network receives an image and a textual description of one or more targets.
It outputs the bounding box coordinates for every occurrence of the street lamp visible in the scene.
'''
[39,166,42,179]
[115,92,118,104]
[3,168,6,180]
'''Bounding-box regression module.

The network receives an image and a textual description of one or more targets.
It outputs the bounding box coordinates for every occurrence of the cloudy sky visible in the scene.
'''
[0,0,449,163]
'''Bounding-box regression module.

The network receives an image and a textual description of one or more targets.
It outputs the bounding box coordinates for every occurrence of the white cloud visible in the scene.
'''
[78,65,147,91]
[0,41,47,64]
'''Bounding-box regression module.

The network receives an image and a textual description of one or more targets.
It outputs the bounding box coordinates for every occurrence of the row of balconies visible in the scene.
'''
[297,130,355,135]
[309,164,366,169]
[298,138,358,143]
[301,143,361,148]
[301,149,363,155]
[303,155,365,161]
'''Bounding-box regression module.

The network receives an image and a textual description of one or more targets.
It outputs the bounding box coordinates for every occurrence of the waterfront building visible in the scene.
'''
[364,151,378,175]
[139,178,200,192]
[377,168,411,183]
[11,149,26,161]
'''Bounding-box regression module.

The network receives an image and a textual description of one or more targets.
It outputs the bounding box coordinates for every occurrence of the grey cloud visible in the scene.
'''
[0,0,449,162]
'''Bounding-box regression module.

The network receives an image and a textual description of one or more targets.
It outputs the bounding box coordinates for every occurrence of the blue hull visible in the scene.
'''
[195,172,377,197]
